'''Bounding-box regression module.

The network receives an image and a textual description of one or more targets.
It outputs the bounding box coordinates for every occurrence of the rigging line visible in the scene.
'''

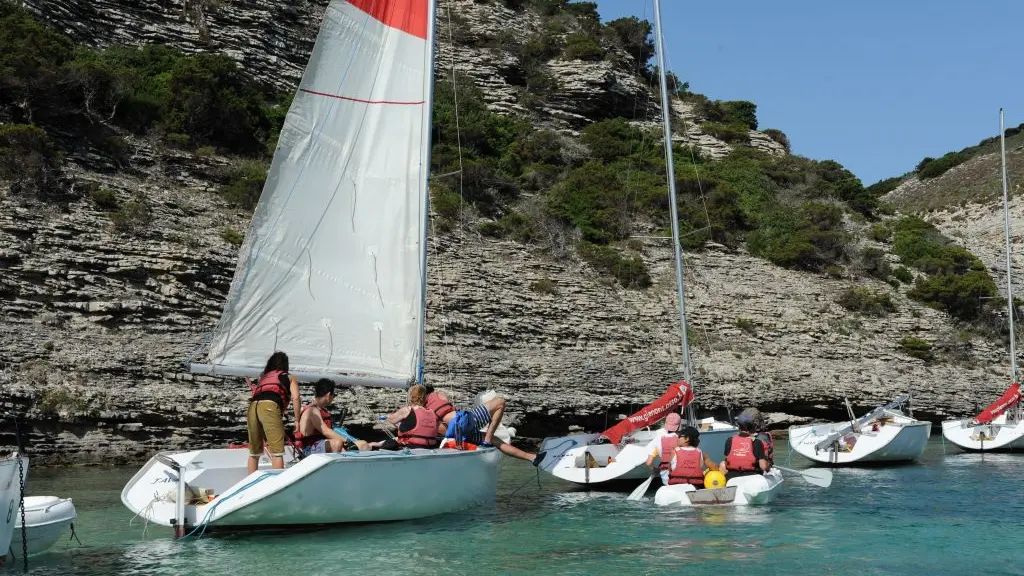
[445,5,467,220]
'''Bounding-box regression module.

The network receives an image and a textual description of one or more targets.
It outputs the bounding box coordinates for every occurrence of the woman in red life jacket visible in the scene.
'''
[294,379,369,455]
[422,385,544,466]
[378,384,440,450]
[667,426,719,488]
[246,351,302,474]
[720,407,771,477]
[645,412,682,485]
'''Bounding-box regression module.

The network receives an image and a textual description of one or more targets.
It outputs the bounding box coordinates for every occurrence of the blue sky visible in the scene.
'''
[595,0,1024,185]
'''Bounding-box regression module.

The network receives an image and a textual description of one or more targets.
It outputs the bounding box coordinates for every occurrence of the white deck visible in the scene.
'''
[789,412,930,464]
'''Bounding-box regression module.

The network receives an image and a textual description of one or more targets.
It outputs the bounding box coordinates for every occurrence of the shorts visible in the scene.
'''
[659,469,669,486]
[247,400,285,457]
[303,439,328,456]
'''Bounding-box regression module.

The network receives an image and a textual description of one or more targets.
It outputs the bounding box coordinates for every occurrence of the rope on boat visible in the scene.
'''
[508,466,543,497]
[181,472,275,540]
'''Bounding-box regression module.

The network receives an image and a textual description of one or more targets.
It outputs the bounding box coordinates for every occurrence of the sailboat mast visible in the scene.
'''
[652,0,693,383]
[416,0,439,384]
[1000,108,1017,383]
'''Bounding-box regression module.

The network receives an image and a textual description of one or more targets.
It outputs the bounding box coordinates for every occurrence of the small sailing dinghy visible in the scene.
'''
[653,469,784,507]
[537,0,736,487]
[122,0,502,533]
[12,497,77,556]
[942,109,1024,452]
[0,454,28,566]
[789,395,930,464]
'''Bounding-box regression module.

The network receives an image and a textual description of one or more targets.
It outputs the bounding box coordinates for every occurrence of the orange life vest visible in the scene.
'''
[426,392,455,421]
[725,435,757,472]
[668,447,705,486]
[398,406,439,448]
[294,405,332,451]
[250,369,290,409]
[658,433,678,471]
[757,431,775,465]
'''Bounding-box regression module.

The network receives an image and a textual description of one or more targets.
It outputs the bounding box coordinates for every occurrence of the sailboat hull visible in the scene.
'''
[653,468,783,507]
[540,425,737,486]
[940,417,1024,452]
[121,447,501,530]
[0,456,28,564]
[12,496,77,556]
[789,417,930,464]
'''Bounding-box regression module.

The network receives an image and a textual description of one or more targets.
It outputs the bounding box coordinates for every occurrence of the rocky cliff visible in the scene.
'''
[0,0,1008,464]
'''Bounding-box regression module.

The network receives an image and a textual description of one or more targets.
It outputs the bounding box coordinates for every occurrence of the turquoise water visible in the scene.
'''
[13,438,1024,575]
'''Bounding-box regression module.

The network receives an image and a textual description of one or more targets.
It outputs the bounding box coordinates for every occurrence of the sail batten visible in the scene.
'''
[199,0,431,383]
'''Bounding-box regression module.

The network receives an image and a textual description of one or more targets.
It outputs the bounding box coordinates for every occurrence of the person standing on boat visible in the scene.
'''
[246,351,301,474]
[424,385,544,466]
[667,425,718,488]
[720,408,771,477]
[644,412,682,485]
[295,379,369,454]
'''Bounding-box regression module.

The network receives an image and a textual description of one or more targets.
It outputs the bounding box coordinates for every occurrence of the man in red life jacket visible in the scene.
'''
[720,408,771,477]
[644,412,682,485]
[420,385,543,465]
[246,351,302,474]
[294,379,369,455]
[667,425,719,488]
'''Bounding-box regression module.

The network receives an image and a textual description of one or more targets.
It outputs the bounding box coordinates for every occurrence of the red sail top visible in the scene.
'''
[974,383,1022,424]
[349,0,429,39]
[600,381,694,445]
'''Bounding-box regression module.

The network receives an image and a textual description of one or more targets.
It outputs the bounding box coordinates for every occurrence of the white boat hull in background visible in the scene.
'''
[654,468,783,507]
[0,456,28,564]
[122,447,501,530]
[941,416,1024,452]
[789,416,930,464]
[12,496,77,556]
[540,421,737,486]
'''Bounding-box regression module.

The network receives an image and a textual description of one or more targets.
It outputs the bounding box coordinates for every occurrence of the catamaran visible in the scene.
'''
[0,454,28,566]
[121,0,502,534]
[942,108,1024,451]
[789,395,930,464]
[537,0,736,487]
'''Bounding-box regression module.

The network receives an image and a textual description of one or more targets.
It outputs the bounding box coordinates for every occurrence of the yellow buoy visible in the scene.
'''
[704,470,727,488]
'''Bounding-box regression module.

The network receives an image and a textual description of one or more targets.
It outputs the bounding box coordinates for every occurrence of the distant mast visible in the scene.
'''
[652,0,693,385]
[1000,108,1017,383]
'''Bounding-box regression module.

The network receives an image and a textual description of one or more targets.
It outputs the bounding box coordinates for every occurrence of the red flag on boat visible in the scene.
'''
[599,381,694,445]
[973,382,1022,424]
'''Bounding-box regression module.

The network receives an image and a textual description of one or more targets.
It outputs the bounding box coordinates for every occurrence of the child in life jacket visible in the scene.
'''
[667,425,719,488]
[720,408,772,476]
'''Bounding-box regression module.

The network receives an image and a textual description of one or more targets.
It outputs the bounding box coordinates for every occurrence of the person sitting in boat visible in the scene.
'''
[667,425,719,488]
[720,408,771,477]
[644,412,682,485]
[424,385,544,467]
[378,384,441,450]
[294,379,369,455]
[246,351,302,474]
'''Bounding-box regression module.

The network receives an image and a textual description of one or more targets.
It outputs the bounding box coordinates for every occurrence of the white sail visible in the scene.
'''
[196,0,432,386]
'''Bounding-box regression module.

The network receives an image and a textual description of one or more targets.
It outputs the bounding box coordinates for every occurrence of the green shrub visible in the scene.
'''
[701,121,749,144]
[577,242,650,288]
[897,337,933,361]
[0,124,64,198]
[892,266,913,284]
[869,222,892,242]
[837,287,896,316]
[478,211,536,242]
[529,277,558,294]
[735,318,757,335]
[605,16,654,71]
[908,271,996,321]
[431,186,462,221]
[89,187,119,211]
[579,118,655,162]
[562,33,604,61]
[111,200,152,234]
[747,201,847,271]
[546,162,634,243]
[219,227,244,246]
[219,159,268,211]
[917,151,970,179]
[867,176,902,196]
[762,128,790,153]
[860,247,891,280]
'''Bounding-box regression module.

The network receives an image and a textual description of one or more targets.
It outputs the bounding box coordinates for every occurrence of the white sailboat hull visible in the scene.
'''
[653,469,783,507]
[121,447,501,530]
[0,456,28,564]
[12,496,77,556]
[789,417,930,464]
[541,424,737,486]
[941,416,1024,452]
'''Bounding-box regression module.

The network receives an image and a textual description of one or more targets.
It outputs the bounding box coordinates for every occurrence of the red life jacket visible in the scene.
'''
[250,369,291,409]
[658,433,678,471]
[726,435,757,472]
[294,405,332,451]
[398,407,439,448]
[668,447,704,486]
[757,431,775,465]
[426,392,455,421]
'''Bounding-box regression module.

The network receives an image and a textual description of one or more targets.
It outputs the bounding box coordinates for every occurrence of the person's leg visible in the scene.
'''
[259,401,287,470]
[246,402,264,475]
[491,437,534,463]
[472,397,505,445]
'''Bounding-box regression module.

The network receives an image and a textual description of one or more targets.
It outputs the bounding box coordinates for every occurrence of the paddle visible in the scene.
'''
[775,465,833,488]
[627,474,654,501]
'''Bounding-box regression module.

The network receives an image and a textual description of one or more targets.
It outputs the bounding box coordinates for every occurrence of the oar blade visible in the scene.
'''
[627,476,654,501]
[800,467,833,487]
